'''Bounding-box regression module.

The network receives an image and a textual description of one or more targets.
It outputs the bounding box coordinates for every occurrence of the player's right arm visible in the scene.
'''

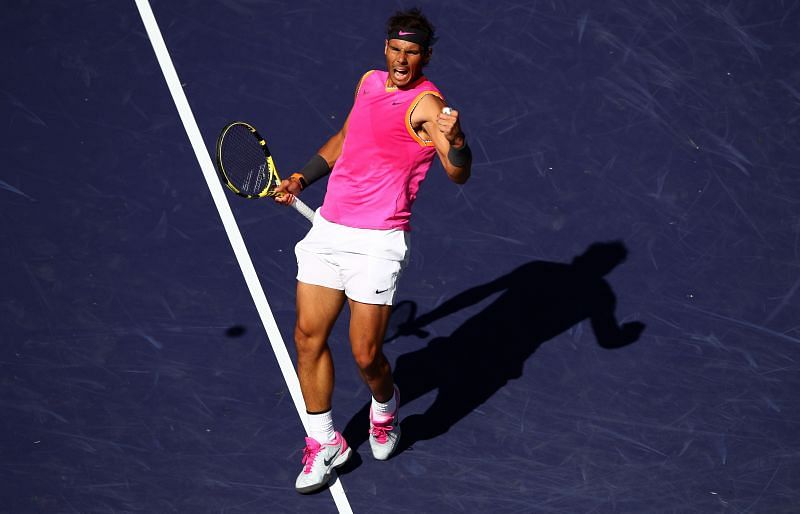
[274,115,349,204]
[276,71,371,204]
[276,71,379,205]
[316,116,349,169]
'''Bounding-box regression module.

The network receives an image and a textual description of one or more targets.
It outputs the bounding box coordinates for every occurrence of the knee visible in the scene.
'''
[294,325,326,358]
[352,346,386,377]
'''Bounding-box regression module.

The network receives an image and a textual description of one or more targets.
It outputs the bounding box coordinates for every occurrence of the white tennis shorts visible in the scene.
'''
[295,209,410,305]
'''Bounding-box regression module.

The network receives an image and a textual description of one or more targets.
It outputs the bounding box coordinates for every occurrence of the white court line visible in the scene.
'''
[133,1,353,512]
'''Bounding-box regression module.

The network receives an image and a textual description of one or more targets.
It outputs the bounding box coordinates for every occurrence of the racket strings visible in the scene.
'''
[220,125,277,196]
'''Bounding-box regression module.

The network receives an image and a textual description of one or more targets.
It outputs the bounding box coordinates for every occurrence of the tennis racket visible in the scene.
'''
[215,121,316,222]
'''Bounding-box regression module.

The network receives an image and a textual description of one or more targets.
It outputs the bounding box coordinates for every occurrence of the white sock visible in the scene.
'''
[371,389,397,421]
[307,410,336,443]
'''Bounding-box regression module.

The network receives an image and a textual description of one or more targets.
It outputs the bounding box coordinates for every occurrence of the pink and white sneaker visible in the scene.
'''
[295,432,352,494]
[369,386,401,460]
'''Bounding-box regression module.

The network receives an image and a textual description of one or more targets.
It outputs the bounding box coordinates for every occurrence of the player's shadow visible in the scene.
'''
[340,240,645,460]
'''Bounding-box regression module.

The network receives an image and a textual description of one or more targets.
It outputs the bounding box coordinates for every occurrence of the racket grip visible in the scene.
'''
[290,196,315,222]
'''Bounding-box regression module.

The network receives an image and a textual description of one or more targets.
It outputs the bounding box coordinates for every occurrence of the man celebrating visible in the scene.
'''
[275,8,472,493]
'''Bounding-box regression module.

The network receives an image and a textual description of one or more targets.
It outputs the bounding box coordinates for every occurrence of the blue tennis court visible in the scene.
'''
[2,1,799,512]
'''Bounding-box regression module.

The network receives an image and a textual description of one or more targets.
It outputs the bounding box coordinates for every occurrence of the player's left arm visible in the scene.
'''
[417,94,472,184]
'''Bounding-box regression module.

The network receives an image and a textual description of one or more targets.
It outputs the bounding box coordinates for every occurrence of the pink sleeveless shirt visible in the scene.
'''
[319,70,443,231]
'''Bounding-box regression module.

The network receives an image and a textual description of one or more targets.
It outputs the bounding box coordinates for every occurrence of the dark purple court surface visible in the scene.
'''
[2,1,799,512]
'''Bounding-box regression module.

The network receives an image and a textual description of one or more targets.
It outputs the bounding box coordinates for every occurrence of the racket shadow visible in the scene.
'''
[341,240,645,456]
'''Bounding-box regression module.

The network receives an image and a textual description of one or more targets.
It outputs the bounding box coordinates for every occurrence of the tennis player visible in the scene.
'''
[275,8,472,493]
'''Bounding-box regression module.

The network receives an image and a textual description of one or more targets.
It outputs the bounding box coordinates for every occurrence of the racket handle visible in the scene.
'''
[290,196,315,222]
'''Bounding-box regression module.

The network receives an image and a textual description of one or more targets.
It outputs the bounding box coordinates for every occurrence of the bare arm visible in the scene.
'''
[274,116,349,202]
[316,116,349,168]
[413,94,471,184]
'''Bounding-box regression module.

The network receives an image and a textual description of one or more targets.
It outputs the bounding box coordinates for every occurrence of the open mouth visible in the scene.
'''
[392,67,410,82]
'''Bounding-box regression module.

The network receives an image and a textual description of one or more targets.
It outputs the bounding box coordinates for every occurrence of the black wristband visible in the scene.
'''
[298,154,332,187]
[447,139,472,168]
